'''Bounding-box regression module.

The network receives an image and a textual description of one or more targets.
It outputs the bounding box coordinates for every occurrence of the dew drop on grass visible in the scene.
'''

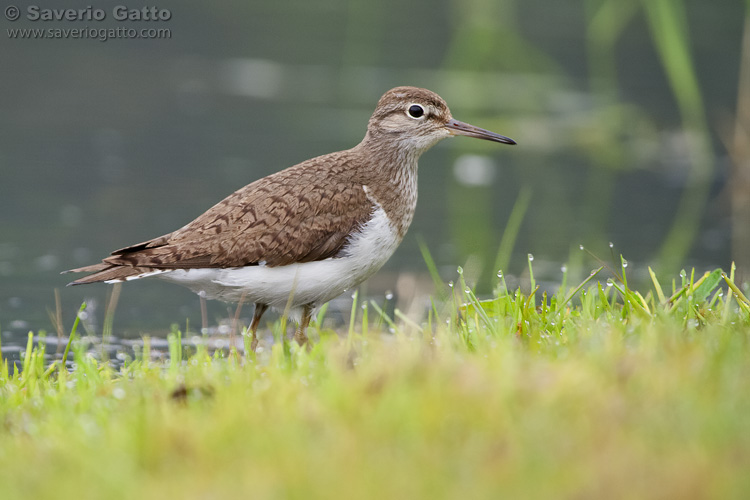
[622,260,628,268]
[464,287,472,294]
[457,266,464,275]
[497,270,503,278]
[385,290,394,300]
[527,253,534,262]
[609,242,614,248]
[680,270,687,279]
[561,264,567,273]
[579,244,585,251]
[606,279,614,287]
[448,281,454,288]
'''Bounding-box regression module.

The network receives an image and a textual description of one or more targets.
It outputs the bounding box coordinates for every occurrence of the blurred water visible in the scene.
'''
[0,1,744,350]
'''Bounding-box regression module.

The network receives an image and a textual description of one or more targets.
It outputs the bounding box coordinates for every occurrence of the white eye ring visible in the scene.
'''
[406,104,426,120]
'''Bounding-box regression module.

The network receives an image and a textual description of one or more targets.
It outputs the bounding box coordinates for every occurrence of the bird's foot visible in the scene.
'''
[293,330,309,348]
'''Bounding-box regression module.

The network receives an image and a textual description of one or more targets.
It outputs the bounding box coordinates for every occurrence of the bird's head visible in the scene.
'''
[364,86,516,154]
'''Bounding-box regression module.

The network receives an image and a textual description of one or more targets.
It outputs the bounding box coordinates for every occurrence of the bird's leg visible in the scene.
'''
[293,304,313,348]
[249,303,268,352]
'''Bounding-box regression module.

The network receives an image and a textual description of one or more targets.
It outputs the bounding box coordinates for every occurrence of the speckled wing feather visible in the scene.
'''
[69,151,376,284]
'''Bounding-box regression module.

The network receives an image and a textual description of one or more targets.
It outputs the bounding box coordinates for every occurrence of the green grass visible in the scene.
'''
[2,263,750,499]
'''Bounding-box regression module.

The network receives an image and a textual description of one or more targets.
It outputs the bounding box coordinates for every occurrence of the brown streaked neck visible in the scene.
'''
[350,134,420,238]
[355,130,422,168]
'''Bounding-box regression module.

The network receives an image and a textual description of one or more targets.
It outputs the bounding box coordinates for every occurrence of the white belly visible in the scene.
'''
[155,206,402,319]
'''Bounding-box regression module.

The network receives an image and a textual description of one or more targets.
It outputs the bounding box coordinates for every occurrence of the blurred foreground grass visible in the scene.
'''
[1,264,750,499]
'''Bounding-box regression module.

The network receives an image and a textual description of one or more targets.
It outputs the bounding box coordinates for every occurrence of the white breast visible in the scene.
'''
[156,205,402,321]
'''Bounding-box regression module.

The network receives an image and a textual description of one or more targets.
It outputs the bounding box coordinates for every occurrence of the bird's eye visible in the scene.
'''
[407,104,425,119]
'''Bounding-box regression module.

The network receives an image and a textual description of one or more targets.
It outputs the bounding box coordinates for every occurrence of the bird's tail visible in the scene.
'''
[63,263,159,285]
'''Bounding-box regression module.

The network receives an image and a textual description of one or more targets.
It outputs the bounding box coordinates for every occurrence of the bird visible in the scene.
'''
[66,86,516,349]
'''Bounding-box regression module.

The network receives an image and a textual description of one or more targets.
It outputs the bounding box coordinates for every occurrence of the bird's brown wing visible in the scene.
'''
[101,157,374,272]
